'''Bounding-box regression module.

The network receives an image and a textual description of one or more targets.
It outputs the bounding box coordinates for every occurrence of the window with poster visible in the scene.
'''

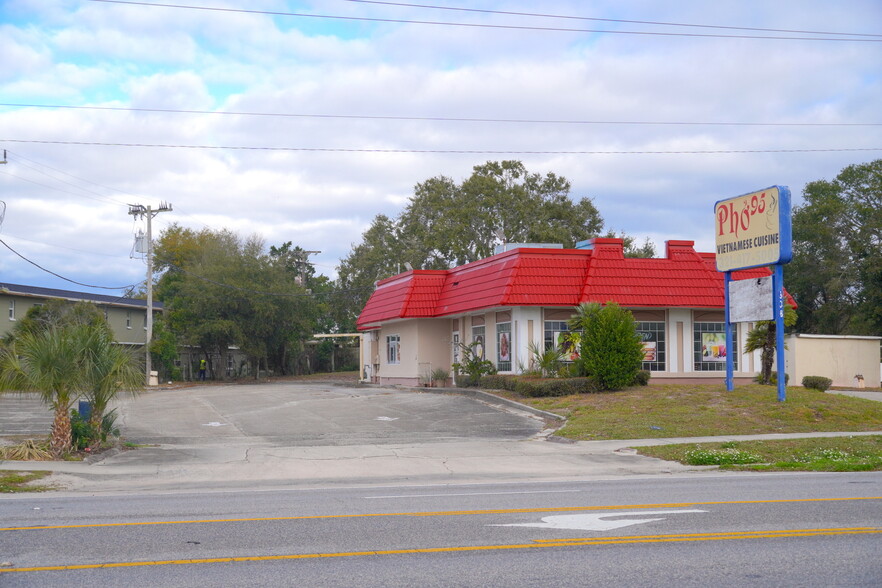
[471,325,485,360]
[635,321,666,371]
[544,321,580,362]
[694,322,737,371]
[496,322,511,372]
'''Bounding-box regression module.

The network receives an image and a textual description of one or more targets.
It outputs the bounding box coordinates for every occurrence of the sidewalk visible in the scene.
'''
[4,429,881,495]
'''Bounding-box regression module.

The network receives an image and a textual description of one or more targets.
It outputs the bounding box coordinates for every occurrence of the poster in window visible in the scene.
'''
[473,335,484,360]
[701,332,727,362]
[498,332,510,362]
[642,341,657,362]
[556,331,580,361]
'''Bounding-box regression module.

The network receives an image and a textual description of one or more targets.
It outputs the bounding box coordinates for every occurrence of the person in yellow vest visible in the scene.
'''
[199,358,207,381]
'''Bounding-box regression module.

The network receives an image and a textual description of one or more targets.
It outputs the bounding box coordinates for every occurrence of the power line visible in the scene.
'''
[1,232,129,259]
[86,1,882,42]
[0,237,140,291]
[2,139,880,155]
[0,169,126,205]
[342,0,882,38]
[3,103,879,127]
[4,150,145,205]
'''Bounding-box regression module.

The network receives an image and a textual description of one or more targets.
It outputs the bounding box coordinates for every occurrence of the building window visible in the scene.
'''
[496,322,511,372]
[126,311,132,329]
[544,320,579,362]
[471,325,485,360]
[636,322,666,371]
[8,300,14,321]
[694,322,738,371]
[386,335,400,364]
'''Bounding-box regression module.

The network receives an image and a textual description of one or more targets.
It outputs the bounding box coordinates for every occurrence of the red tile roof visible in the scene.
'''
[356,239,786,330]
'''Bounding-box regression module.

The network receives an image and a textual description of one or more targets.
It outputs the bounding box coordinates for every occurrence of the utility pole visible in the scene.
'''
[129,202,173,386]
[296,250,321,286]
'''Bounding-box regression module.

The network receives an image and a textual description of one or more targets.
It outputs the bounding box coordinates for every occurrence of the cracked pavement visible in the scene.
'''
[1,380,700,493]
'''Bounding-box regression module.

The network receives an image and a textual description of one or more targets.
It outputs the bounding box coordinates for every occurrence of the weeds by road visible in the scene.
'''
[0,470,52,493]
[637,436,882,472]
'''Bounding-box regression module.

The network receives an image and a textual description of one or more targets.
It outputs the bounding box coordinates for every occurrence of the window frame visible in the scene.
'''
[693,322,738,371]
[496,322,512,372]
[386,334,401,365]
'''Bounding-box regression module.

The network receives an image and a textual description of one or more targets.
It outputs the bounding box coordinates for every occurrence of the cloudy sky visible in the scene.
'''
[1,0,880,295]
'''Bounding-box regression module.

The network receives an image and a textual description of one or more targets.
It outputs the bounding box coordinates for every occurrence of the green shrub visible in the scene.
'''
[507,376,602,397]
[430,368,449,386]
[70,410,98,451]
[633,370,651,386]
[568,302,644,391]
[478,374,519,391]
[802,376,833,391]
[513,378,546,397]
[452,341,497,386]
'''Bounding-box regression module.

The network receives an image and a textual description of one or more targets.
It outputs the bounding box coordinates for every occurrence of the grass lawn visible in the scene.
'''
[636,436,882,472]
[0,470,52,493]
[497,383,882,440]
[485,383,882,472]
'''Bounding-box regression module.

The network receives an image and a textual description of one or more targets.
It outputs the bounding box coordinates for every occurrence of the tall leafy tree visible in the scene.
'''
[785,159,882,334]
[336,161,613,329]
[154,225,319,377]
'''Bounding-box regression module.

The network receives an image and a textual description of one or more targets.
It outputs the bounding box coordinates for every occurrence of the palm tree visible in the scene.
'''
[745,303,798,385]
[82,327,143,439]
[0,302,144,456]
[0,325,89,457]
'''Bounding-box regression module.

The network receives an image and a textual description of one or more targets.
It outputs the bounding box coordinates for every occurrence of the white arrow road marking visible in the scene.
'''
[493,509,707,532]
[201,422,229,427]
[375,416,399,421]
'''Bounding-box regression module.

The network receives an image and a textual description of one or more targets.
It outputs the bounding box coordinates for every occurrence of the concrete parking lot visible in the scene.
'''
[116,381,546,447]
[0,381,698,493]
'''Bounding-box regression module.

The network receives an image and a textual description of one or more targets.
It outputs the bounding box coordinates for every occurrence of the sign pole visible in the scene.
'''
[724,271,734,391]
[714,185,792,402]
[773,263,786,402]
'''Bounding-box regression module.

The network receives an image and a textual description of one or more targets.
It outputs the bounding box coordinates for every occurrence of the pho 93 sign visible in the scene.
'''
[714,186,792,272]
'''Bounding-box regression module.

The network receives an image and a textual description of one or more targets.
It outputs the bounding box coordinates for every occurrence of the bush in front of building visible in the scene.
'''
[802,376,833,391]
[452,341,497,386]
[633,370,651,386]
[568,302,645,391]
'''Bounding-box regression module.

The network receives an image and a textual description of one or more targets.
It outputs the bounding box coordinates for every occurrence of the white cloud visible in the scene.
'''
[0,0,880,290]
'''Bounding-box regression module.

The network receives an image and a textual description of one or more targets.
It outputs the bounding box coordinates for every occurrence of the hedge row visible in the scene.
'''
[467,371,650,397]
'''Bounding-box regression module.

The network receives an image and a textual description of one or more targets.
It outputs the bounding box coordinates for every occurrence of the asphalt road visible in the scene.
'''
[2,473,880,587]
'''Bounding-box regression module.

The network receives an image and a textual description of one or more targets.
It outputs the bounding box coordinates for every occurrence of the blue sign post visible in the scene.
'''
[714,186,792,400]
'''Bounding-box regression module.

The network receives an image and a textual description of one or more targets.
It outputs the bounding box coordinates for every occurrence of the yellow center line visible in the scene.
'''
[3,527,880,574]
[2,496,879,532]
